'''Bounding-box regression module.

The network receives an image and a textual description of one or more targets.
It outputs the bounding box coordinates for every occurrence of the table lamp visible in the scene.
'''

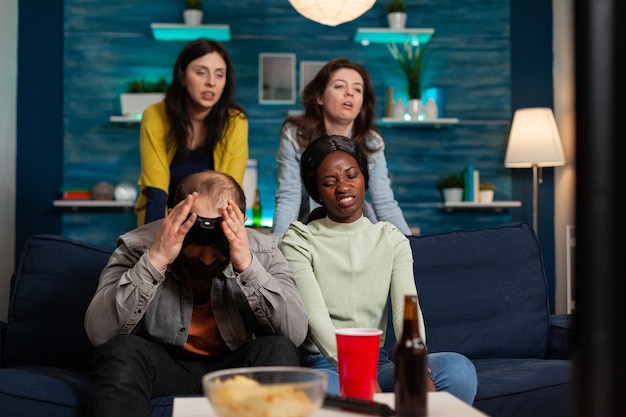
[504,108,565,232]
[288,0,376,26]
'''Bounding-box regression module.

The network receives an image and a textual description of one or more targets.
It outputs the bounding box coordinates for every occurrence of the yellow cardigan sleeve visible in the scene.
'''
[214,110,249,187]
[135,101,176,226]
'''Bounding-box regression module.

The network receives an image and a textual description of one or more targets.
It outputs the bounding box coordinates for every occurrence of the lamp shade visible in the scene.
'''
[288,0,376,27]
[504,108,566,168]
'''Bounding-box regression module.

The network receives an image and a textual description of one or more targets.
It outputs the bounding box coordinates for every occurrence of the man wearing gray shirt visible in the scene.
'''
[85,170,307,417]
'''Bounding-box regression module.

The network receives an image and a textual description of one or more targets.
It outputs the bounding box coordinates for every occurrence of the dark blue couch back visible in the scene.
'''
[386,223,551,360]
[4,235,113,369]
[8,224,550,372]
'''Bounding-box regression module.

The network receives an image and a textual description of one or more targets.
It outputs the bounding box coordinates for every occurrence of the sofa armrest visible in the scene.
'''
[546,314,576,359]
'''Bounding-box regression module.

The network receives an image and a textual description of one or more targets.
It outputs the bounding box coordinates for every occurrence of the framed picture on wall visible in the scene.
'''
[259,53,296,104]
[299,60,326,94]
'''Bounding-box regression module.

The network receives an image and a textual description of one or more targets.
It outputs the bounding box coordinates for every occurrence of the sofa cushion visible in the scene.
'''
[0,365,175,417]
[409,222,550,359]
[4,235,113,369]
[0,365,92,417]
[472,358,572,417]
[472,357,571,400]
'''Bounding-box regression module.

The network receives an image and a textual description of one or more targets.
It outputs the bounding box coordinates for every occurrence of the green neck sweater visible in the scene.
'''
[280,216,424,366]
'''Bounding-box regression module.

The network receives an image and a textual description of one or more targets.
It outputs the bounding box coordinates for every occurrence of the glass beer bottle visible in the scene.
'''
[394,294,428,417]
[252,190,262,227]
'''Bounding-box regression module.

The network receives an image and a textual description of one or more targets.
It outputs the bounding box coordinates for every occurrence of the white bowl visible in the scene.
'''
[202,366,328,417]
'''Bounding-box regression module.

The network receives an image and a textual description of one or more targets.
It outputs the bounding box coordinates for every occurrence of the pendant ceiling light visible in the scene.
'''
[288,0,376,27]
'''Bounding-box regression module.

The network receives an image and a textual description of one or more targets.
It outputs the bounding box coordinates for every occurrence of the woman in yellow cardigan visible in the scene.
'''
[135,38,248,226]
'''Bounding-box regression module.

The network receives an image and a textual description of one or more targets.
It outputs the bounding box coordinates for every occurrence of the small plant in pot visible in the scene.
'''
[120,77,168,118]
[384,0,407,29]
[479,182,496,203]
[437,175,464,203]
[387,42,430,119]
[184,0,203,25]
[385,0,406,13]
[437,175,463,190]
[186,0,202,9]
[126,78,169,94]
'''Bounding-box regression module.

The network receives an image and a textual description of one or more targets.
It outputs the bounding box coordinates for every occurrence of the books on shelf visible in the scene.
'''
[62,188,91,200]
[463,166,480,202]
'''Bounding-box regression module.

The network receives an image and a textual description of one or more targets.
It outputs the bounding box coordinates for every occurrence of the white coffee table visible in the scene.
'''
[173,392,488,417]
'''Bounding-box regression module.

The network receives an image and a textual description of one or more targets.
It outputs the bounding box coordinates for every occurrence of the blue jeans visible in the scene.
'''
[301,349,477,405]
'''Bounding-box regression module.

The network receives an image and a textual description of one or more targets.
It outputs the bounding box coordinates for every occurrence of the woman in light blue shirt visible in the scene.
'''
[271,58,410,237]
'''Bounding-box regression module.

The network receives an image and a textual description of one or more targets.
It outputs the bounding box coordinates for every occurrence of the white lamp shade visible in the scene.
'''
[504,108,566,168]
[288,0,376,27]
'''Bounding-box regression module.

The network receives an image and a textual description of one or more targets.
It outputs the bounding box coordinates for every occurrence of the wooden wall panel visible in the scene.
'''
[62,0,513,245]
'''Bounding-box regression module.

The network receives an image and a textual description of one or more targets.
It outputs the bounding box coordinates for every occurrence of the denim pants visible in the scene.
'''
[301,349,478,405]
[90,334,300,417]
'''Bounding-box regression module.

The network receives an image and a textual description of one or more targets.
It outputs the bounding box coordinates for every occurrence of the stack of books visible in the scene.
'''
[463,165,480,202]
[61,188,91,200]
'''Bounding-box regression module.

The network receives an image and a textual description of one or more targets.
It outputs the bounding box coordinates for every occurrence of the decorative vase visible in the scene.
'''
[114,182,138,202]
[393,98,406,119]
[183,9,203,25]
[387,12,407,29]
[442,188,464,203]
[407,99,423,121]
[424,98,438,120]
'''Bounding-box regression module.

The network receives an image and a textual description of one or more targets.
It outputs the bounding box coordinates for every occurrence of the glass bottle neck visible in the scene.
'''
[401,296,420,340]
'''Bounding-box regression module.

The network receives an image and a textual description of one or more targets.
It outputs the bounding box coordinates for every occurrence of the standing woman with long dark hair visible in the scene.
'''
[271,58,409,238]
[135,38,248,226]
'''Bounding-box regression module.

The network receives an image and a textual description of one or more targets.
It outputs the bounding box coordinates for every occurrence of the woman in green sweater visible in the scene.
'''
[280,135,477,404]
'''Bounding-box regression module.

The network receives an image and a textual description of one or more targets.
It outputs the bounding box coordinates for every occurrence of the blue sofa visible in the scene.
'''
[384,222,574,417]
[0,235,174,417]
[1,223,573,417]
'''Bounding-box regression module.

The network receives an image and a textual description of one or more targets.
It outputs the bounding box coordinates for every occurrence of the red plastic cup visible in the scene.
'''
[335,328,383,400]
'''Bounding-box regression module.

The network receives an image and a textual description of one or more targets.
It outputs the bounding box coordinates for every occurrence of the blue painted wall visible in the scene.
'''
[57,0,515,246]
[15,1,63,260]
[510,0,556,310]
[17,1,557,306]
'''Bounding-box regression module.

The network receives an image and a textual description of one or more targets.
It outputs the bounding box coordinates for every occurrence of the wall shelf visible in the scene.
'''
[378,117,459,128]
[355,29,457,127]
[109,115,141,124]
[441,201,522,213]
[53,200,135,211]
[150,23,231,41]
[354,28,434,46]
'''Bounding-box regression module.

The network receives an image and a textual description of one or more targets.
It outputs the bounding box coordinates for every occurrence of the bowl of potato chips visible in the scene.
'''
[202,366,328,417]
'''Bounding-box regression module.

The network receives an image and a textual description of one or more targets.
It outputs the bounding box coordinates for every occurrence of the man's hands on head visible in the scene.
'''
[221,200,253,273]
[148,195,252,274]
[149,193,198,272]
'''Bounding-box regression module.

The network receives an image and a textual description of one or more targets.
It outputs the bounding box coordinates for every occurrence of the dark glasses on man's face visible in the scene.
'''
[182,215,230,258]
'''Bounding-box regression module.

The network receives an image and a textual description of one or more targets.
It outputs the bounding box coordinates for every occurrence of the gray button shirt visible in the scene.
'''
[84,220,308,350]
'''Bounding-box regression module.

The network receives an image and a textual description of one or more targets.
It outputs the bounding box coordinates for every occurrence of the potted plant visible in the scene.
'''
[437,175,464,203]
[125,78,169,94]
[384,0,407,29]
[479,182,496,203]
[184,0,203,25]
[120,77,168,119]
[387,42,430,120]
